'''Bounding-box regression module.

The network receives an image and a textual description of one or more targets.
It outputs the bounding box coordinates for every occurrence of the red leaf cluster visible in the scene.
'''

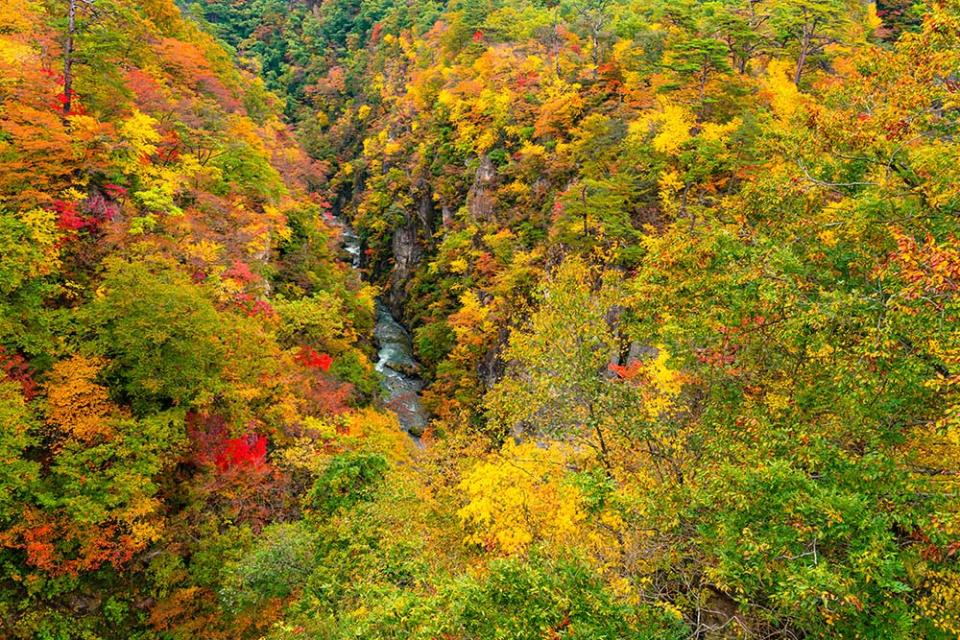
[0,349,38,399]
[296,346,333,371]
[233,293,276,317]
[186,413,270,473]
[224,260,256,284]
[53,193,118,232]
[609,360,643,380]
[53,199,88,230]
[50,88,86,116]
[7,510,139,577]
[215,434,268,472]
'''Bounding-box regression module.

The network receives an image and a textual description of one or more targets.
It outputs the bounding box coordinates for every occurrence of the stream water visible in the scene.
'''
[340,224,428,440]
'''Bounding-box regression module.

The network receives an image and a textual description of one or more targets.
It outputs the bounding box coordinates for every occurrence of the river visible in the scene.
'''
[340,224,428,441]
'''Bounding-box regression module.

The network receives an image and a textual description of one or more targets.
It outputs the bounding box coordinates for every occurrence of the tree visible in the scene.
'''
[458,440,585,555]
[706,0,772,74]
[486,258,629,468]
[44,354,119,441]
[86,256,226,413]
[63,0,81,116]
[564,0,613,75]
[0,381,39,528]
[769,0,847,85]
[450,557,686,640]
[0,208,62,356]
[665,37,732,117]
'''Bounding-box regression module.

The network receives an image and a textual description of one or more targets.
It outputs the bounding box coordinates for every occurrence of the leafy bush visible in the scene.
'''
[309,452,389,515]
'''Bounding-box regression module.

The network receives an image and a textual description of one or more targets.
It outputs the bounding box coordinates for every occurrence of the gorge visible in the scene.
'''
[1,0,959,637]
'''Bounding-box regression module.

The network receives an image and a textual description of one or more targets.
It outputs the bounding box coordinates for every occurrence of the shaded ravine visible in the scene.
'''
[340,224,428,441]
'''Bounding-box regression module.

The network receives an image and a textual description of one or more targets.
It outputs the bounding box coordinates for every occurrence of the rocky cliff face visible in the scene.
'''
[478,325,509,392]
[384,180,434,318]
[466,155,497,221]
[385,155,499,318]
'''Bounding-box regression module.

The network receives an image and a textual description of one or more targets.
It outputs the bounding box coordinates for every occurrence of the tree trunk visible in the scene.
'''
[793,31,809,86]
[591,25,600,79]
[794,15,818,86]
[63,0,76,117]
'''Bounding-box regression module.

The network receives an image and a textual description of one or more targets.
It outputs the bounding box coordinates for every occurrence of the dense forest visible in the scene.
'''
[2,0,960,637]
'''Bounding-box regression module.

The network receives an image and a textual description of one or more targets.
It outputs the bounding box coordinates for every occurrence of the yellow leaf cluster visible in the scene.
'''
[866,3,883,32]
[763,59,803,121]
[18,208,63,276]
[643,347,684,419]
[658,169,684,217]
[919,570,960,636]
[633,99,695,155]
[119,110,162,165]
[0,0,39,31]
[344,407,412,464]
[700,117,742,143]
[121,495,164,546]
[45,355,120,442]
[648,348,683,397]
[449,290,492,343]
[0,37,32,64]
[458,440,585,555]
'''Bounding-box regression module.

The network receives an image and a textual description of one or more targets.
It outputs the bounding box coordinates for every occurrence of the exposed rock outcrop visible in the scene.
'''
[466,155,497,221]
[385,180,434,318]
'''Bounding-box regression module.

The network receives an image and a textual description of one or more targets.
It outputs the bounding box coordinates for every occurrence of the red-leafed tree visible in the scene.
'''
[215,434,268,471]
[0,349,38,400]
[296,346,333,371]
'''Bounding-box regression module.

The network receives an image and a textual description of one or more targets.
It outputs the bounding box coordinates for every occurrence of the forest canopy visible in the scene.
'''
[2,0,960,637]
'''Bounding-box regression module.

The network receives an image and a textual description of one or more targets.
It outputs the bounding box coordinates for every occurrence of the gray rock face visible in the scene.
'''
[385,220,422,313]
[385,183,434,317]
[466,155,497,221]
[478,325,509,392]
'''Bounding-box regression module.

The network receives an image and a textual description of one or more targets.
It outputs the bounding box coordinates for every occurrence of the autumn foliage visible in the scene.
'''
[215,434,268,472]
[4,0,960,637]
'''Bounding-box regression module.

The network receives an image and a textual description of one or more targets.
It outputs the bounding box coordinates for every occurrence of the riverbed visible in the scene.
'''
[339,222,428,440]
